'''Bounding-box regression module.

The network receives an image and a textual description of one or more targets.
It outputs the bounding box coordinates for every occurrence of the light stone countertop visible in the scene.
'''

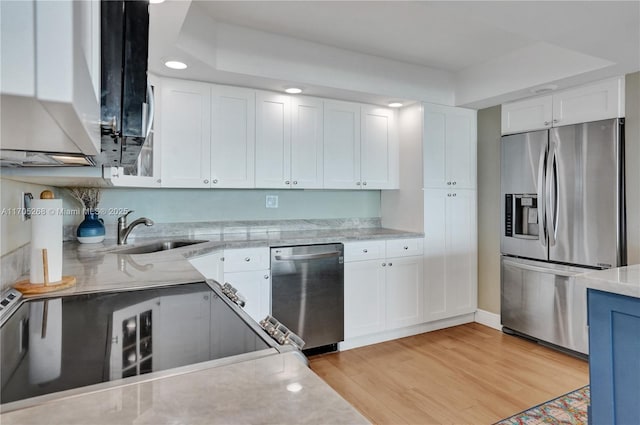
[19,227,423,298]
[576,264,640,299]
[0,352,370,425]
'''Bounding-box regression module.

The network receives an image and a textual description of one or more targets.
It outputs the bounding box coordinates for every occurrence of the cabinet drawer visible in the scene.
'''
[344,240,386,262]
[386,238,424,258]
[223,247,270,272]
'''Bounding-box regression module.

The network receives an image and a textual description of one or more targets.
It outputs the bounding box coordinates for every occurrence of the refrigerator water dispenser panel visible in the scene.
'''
[505,194,539,239]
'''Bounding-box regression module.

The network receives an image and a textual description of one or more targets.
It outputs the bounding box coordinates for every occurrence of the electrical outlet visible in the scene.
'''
[265,195,279,208]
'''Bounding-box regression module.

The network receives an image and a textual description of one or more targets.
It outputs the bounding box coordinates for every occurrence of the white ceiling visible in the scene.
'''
[149,1,640,109]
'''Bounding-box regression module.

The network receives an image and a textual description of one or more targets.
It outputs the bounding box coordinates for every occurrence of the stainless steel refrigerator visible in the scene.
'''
[500,118,625,355]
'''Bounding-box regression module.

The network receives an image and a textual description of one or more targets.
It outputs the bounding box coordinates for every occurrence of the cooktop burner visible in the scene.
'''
[1,282,272,405]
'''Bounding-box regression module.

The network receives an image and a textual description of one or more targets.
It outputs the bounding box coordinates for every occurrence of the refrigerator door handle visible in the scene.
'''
[502,259,577,277]
[545,142,558,246]
[537,145,547,247]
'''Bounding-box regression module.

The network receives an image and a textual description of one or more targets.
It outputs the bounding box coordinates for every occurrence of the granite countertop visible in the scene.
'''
[0,352,369,425]
[577,264,640,299]
[20,226,423,298]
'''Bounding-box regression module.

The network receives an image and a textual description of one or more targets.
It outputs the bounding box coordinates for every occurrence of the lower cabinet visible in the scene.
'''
[588,289,640,425]
[344,239,424,340]
[423,188,477,322]
[223,270,271,323]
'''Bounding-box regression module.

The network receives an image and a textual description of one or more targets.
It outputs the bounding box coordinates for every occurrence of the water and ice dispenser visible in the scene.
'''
[504,194,539,239]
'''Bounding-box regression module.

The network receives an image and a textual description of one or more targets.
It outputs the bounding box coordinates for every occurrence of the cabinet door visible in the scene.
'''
[423,103,477,189]
[501,95,552,135]
[324,100,361,189]
[423,189,477,321]
[423,189,447,321]
[344,260,386,338]
[189,251,224,284]
[552,77,624,127]
[291,96,324,189]
[445,189,477,316]
[255,91,291,188]
[211,85,255,188]
[223,270,271,323]
[160,79,211,188]
[385,256,424,329]
[361,106,398,189]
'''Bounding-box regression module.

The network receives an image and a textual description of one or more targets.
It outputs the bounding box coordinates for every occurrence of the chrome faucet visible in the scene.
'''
[117,211,154,245]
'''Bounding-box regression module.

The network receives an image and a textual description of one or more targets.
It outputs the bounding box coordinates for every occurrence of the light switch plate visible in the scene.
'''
[265,195,279,208]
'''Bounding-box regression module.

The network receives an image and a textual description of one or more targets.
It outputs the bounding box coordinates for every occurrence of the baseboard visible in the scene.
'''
[339,313,475,351]
[474,309,502,330]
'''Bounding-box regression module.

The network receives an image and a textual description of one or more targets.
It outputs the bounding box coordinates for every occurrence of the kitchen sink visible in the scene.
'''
[114,240,208,254]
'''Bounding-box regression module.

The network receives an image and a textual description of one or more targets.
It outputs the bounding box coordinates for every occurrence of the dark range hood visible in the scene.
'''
[97,0,152,166]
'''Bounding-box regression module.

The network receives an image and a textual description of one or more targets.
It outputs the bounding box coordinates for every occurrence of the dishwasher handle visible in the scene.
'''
[274,251,342,261]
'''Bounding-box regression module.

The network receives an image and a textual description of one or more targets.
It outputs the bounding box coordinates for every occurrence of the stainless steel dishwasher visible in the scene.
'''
[271,243,344,353]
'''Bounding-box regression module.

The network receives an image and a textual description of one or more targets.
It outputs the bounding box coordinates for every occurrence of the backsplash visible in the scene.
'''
[0,244,30,292]
[63,217,382,241]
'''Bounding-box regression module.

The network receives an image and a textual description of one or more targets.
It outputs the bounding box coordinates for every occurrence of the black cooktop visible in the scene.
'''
[0,282,271,405]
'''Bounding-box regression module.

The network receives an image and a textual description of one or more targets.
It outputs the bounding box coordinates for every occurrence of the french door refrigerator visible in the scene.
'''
[500,118,625,355]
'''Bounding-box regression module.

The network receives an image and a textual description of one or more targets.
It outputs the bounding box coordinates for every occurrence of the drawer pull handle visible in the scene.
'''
[403,246,408,250]
[245,257,251,262]
[363,249,368,253]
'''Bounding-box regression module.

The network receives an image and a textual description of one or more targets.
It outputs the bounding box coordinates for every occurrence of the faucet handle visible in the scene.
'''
[118,210,134,223]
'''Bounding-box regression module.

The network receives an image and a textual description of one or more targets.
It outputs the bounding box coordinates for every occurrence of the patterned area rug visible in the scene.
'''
[495,386,590,425]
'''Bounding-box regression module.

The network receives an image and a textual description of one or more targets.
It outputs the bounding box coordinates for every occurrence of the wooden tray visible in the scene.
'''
[14,276,77,294]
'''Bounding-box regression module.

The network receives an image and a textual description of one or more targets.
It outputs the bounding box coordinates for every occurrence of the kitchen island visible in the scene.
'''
[576,266,640,425]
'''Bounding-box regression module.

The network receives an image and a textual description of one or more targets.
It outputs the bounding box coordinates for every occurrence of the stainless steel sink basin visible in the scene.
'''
[115,240,208,254]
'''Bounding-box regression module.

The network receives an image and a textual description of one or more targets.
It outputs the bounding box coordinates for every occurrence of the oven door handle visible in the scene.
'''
[274,251,342,261]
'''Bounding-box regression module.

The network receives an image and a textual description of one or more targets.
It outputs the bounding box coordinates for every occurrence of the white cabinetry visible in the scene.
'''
[423,189,477,322]
[223,247,271,323]
[159,80,256,188]
[1,0,100,155]
[159,79,211,188]
[255,92,291,188]
[344,239,424,340]
[324,101,398,189]
[291,97,324,188]
[211,85,255,188]
[501,77,625,135]
[423,103,476,189]
[189,251,224,284]
[324,100,361,189]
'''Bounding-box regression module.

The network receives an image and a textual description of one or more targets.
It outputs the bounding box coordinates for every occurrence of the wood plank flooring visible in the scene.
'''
[309,323,589,425]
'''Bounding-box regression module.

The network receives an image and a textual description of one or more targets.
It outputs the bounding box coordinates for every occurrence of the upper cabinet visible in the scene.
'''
[1,0,100,155]
[423,103,477,189]
[501,77,625,135]
[159,79,212,188]
[155,77,397,190]
[324,101,398,190]
[211,85,255,188]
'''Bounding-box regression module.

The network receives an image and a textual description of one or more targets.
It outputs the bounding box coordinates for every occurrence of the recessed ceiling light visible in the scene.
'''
[164,60,188,70]
[149,0,165,4]
[388,102,403,108]
[285,87,303,94]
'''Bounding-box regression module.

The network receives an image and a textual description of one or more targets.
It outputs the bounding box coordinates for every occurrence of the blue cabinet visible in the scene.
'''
[588,289,640,425]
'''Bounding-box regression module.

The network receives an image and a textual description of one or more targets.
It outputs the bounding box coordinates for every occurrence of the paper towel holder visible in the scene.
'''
[14,249,76,294]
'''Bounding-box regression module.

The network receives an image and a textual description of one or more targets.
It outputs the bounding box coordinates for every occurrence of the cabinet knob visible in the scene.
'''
[453,193,457,197]
[553,119,559,124]
[285,180,290,185]
[447,193,452,197]
[363,181,367,186]
[293,181,298,185]
[264,275,269,279]
[382,263,386,267]
[245,257,251,262]
[544,121,550,126]
[447,181,451,185]
[452,181,456,185]
[156,179,161,184]
[388,262,393,267]
[356,181,361,186]
[212,179,218,184]
[404,246,408,250]
[204,179,209,184]
[363,249,368,253]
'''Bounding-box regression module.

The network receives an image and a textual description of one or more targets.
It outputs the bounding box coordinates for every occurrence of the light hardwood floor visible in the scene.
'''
[309,323,589,425]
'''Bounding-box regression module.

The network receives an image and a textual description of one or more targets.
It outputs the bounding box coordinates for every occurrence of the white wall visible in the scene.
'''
[0,178,54,255]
